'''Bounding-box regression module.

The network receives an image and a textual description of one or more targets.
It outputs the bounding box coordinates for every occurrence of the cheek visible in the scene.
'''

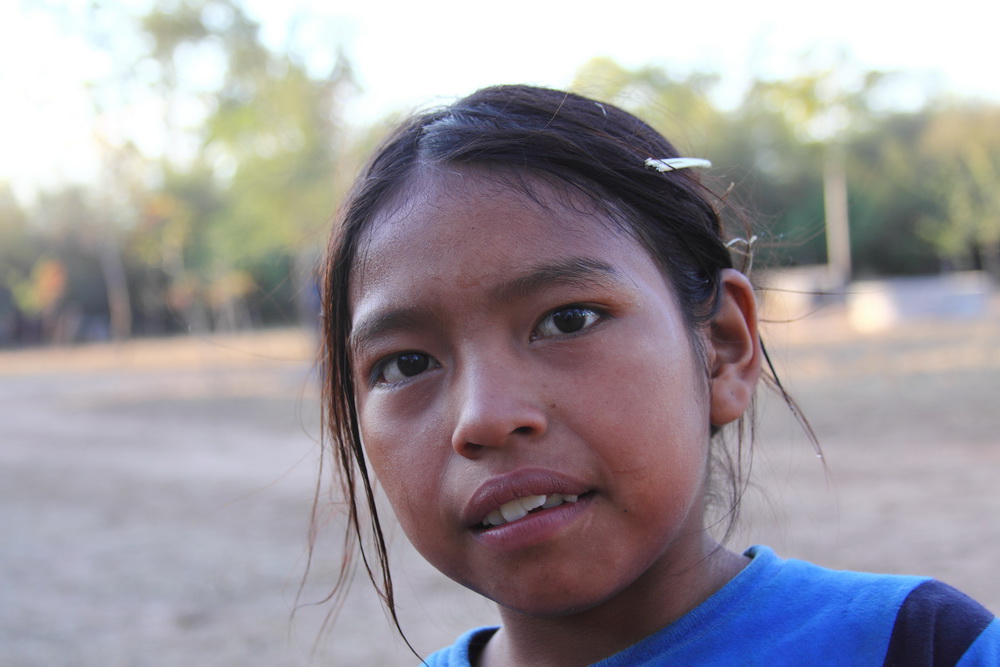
[582,349,710,440]
[570,333,712,501]
[358,399,448,533]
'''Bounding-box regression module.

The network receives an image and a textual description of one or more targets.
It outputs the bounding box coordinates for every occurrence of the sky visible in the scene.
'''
[2,0,998,204]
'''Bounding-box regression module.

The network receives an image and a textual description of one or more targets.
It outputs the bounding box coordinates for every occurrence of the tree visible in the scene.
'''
[918,106,1000,278]
[0,185,37,343]
[138,0,357,330]
[744,63,891,286]
[570,58,829,270]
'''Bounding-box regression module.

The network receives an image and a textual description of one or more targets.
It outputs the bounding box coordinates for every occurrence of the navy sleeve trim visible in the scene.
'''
[883,579,995,666]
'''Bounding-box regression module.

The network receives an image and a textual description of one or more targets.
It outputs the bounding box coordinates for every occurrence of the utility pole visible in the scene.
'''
[823,144,852,288]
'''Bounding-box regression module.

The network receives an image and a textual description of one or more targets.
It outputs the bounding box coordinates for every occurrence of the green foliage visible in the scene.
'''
[0,185,35,277]
[916,106,1000,270]
[573,59,1000,279]
[141,1,211,65]
[7,7,1000,344]
[134,0,354,331]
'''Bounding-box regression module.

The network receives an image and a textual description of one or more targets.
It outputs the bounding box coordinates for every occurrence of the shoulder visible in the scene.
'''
[884,579,997,666]
[743,546,934,625]
[749,547,997,666]
[599,546,997,666]
[420,626,499,667]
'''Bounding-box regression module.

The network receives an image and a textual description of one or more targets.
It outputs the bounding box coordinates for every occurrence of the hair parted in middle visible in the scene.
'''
[316,83,814,636]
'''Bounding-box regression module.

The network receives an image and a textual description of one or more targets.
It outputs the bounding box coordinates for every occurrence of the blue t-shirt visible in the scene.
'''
[422,546,999,666]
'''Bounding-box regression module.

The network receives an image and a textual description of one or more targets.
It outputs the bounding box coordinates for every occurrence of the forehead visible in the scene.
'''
[349,167,641,302]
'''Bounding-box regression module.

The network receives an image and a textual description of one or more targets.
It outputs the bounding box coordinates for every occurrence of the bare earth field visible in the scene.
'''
[2,306,999,666]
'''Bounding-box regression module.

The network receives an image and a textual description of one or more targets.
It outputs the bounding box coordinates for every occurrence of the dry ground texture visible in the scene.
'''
[3,303,999,666]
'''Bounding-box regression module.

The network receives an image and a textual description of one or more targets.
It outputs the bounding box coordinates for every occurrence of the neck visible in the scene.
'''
[478,538,747,667]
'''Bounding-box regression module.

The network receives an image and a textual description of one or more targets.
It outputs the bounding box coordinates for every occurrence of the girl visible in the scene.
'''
[319,85,998,666]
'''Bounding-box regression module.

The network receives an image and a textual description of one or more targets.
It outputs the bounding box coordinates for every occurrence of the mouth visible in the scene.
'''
[475,492,589,530]
[464,469,593,538]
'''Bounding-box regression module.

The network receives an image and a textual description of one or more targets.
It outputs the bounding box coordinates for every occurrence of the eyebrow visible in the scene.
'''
[349,307,434,358]
[349,257,622,355]
[489,257,621,305]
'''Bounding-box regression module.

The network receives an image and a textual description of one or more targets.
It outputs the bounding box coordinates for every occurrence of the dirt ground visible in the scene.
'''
[2,305,999,666]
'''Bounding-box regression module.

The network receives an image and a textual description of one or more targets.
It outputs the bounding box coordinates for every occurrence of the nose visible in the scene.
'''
[450,359,548,458]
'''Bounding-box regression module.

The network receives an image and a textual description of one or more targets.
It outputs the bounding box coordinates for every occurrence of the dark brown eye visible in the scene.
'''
[553,308,592,333]
[381,352,433,383]
[536,306,602,338]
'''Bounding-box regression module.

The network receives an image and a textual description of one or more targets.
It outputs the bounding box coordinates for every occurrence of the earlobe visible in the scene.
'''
[708,269,763,426]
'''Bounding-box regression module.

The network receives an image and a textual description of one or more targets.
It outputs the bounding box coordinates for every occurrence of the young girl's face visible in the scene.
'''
[348,168,726,617]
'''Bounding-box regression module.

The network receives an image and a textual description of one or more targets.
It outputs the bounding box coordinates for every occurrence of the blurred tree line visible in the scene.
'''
[1,1,998,346]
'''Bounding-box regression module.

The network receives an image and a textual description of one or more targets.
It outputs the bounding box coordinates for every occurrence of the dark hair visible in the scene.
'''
[314,84,813,641]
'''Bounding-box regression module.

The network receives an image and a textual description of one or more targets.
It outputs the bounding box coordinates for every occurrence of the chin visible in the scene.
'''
[482,581,616,618]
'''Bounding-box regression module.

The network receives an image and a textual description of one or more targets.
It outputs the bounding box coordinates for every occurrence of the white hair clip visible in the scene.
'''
[725,235,758,274]
[644,157,713,172]
[725,235,758,249]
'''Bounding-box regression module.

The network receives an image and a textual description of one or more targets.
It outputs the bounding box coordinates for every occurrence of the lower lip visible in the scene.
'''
[473,494,593,552]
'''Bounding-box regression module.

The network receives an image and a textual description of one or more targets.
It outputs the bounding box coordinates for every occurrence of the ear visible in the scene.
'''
[708,269,763,426]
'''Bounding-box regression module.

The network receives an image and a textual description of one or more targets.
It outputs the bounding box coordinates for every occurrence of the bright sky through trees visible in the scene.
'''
[2,0,998,203]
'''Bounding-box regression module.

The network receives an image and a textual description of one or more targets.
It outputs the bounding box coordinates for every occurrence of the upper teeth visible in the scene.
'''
[481,493,580,527]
